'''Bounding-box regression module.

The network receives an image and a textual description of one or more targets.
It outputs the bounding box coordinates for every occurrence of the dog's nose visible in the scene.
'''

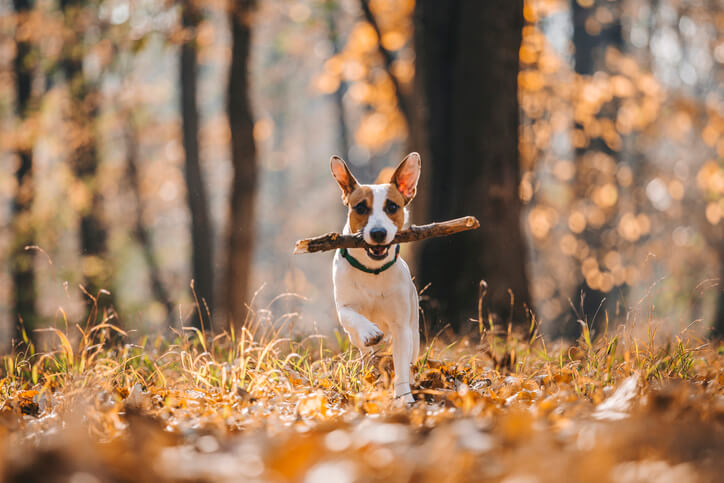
[369,227,387,244]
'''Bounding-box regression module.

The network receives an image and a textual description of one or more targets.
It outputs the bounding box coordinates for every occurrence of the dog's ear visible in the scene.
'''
[330,155,359,203]
[390,152,421,204]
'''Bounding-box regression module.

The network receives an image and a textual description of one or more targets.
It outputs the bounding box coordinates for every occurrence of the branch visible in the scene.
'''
[359,0,412,123]
[294,216,480,254]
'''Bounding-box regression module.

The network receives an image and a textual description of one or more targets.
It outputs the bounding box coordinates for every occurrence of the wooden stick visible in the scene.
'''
[294,216,480,254]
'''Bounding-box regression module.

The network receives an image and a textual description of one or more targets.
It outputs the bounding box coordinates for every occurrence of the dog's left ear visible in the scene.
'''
[391,152,421,204]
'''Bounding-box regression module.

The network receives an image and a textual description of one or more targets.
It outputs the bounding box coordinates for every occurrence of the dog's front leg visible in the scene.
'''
[391,327,414,404]
[337,307,384,352]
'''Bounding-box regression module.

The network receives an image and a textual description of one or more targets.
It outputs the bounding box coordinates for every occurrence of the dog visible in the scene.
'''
[330,152,421,404]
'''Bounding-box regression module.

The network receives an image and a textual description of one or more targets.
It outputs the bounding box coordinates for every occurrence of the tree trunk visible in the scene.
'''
[324,0,350,160]
[224,0,257,330]
[124,119,175,324]
[713,249,724,338]
[180,0,214,329]
[11,0,36,346]
[61,0,112,310]
[554,0,625,340]
[412,1,531,330]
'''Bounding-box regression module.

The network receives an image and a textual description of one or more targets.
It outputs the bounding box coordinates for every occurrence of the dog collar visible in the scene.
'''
[339,244,400,275]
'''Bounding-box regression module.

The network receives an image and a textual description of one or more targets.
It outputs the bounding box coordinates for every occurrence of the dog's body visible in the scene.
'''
[330,153,421,404]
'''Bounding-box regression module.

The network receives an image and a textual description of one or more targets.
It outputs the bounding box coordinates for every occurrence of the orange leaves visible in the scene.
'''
[312,0,413,153]
[16,390,40,416]
[2,321,724,481]
[697,161,724,197]
[528,205,558,239]
[519,70,545,92]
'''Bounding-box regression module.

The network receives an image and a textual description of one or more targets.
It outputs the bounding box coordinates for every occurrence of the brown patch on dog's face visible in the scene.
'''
[346,186,373,234]
[383,185,406,231]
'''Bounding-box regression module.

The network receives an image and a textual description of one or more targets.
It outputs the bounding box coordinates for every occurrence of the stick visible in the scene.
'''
[294,216,480,254]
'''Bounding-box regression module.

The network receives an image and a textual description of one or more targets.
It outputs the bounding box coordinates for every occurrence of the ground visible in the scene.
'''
[1,312,723,483]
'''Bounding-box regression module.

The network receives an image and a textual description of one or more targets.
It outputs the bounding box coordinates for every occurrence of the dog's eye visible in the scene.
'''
[353,202,369,215]
[385,201,399,214]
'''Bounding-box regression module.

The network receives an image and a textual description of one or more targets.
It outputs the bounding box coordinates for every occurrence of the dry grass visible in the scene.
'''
[1,299,723,482]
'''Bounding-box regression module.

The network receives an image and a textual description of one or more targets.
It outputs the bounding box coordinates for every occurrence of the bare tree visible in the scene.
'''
[412,1,531,330]
[715,251,724,337]
[60,0,113,308]
[180,0,214,329]
[224,0,257,330]
[11,0,36,345]
[554,0,625,339]
[324,0,350,160]
[124,116,175,322]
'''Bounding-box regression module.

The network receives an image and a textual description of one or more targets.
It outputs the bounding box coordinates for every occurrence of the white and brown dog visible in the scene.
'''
[330,152,421,404]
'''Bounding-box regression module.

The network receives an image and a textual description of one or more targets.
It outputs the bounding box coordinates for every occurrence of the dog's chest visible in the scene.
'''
[333,253,411,316]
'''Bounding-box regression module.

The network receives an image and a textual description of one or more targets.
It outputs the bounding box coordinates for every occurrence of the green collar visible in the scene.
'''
[339,244,400,275]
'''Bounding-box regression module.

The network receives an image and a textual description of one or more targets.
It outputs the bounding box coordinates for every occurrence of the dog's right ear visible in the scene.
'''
[330,156,359,204]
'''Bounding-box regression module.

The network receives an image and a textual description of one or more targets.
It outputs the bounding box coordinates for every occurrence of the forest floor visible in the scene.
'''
[1,306,723,483]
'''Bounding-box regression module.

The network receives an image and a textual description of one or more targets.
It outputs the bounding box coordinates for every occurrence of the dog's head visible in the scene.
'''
[330,153,421,261]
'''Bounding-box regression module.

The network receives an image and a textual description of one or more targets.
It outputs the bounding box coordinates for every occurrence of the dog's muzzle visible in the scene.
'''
[365,245,390,260]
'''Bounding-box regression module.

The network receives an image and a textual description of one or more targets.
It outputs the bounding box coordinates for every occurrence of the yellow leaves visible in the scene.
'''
[297,392,328,419]
[697,161,724,194]
[253,118,274,143]
[361,399,380,414]
[347,22,378,55]
[267,433,323,480]
[560,234,578,256]
[520,44,538,65]
[593,183,618,208]
[3,314,724,483]
[702,123,719,147]
[355,110,406,151]
[519,70,545,92]
[611,75,635,98]
[391,59,414,84]
[380,30,406,51]
[529,205,558,239]
[617,212,650,242]
[553,160,575,181]
[568,211,586,234]
[498,410,534,443]
[16,390,40,416]
[705,202,721,224]
[313,3,413,151]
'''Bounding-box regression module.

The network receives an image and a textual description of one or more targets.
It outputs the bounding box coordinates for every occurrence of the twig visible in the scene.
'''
[359,0,412,122]
[294,216,479,254]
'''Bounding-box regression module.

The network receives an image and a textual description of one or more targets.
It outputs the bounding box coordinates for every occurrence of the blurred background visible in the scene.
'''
[0,0,723,350]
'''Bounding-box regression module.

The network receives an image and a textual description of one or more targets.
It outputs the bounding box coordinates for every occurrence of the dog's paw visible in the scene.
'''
[362,325,384,346]
[394,392,415,406]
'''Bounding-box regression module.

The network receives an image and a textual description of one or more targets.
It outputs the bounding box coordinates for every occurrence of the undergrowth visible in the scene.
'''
[0,296,723,482]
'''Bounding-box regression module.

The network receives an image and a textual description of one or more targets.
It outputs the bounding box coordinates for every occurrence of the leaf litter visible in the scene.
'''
[0,315,723,482]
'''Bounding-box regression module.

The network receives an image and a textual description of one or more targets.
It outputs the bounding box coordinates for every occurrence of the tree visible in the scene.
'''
[412,1,531,330]
[60,0,113,308]
[224,0,257,330]
[124,115,175,323]
[11,0,36,345]
[324,0,351,161]
[554,0,625,339]
[180,0,214,329]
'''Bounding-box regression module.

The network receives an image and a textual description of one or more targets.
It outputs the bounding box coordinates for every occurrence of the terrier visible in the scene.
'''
[330,153,421,404]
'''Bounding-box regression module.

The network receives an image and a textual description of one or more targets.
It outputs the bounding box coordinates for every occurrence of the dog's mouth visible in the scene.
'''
[365,245,390,261]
